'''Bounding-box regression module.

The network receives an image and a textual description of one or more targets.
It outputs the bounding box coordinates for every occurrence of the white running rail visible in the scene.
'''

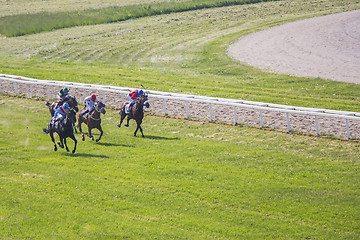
[1,74,359,139]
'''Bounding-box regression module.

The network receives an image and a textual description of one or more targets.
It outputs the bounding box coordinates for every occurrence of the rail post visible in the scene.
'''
[209,103,213,121]
[102,90,106,104]
[260,109,264,128]
[14,82,17,95]
[346,119,350,139]
[163,98,167,116]
[47,85,50,100]
[315,116,319,136]
[30,84,33,98]
[186,101,189,118]
[234,106,237,125]
[286,113,290,132]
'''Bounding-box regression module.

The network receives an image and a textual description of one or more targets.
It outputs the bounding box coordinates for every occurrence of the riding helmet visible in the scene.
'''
[91,94,97,101]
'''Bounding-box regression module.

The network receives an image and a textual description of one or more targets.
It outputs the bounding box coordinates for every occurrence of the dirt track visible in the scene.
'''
[228,10,360,84]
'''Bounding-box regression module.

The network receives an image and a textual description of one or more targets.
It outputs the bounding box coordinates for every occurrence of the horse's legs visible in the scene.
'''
[50,131,57,151]
[78,122,85,141]
[139,125,144,138]
[58,136,65,149]
[118,113,126,128]
[88,126,94,141]
[69,134,77,153]
[125,115,130,127]
[63,137,70,152]
[134,120,144,138]
[96,126,103,142]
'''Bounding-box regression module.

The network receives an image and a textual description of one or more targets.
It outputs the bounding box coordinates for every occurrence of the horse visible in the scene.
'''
[43,109,77,153]
[46,96,79,117]
[77,101,106,142]
[117,94,150,137]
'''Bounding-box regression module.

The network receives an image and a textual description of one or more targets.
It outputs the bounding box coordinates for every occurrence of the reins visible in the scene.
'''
[89,105,103,121]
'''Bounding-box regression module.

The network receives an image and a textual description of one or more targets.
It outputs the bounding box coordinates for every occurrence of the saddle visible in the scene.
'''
[50,117,67,132]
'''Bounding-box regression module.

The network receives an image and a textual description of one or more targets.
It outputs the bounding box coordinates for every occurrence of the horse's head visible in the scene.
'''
[96,101,106,114]
[138,94,150,108]
[68,96,79,112]
[67,109,77,124]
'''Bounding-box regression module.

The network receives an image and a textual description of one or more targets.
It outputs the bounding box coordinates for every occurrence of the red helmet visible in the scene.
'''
[91,94,96,101]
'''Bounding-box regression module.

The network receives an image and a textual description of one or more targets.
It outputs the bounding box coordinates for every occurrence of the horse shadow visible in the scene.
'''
[96,142,135,148]
[64,152,109,158]
[145,135,180,141]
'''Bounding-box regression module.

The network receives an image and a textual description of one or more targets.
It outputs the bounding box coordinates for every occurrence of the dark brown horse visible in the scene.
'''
[43,110,77,153]
[46,96,79,117]
[118,94,149,137]
[77,101,106,142]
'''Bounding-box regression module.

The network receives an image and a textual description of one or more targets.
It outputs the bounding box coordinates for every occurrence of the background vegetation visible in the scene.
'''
[1,0,360,238]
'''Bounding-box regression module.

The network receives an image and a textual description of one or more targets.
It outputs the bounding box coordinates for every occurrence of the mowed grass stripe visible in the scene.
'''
[0,0,275,37]
[0,0,359,110]
[1,95,360,238]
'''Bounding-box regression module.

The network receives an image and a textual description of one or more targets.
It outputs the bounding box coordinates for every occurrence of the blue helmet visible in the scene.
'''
[63,102,69,109]
[138,89,144,95]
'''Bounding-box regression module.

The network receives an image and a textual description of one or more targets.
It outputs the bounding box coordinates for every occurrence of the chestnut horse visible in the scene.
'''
[77,101,106,142]
[117,94,149,137]
[43,110,77,153]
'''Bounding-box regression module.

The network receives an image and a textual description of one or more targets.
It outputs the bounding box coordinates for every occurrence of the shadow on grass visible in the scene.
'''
[96,142,135,148]
[145,135,180,140]
[64,152,109,158]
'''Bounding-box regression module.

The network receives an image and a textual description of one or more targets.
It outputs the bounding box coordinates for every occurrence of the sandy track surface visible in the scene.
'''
[228,10,360,84]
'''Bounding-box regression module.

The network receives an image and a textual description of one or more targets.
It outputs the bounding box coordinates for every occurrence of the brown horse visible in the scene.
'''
[77,101,106,142]
[46,96,79,116]
[43,110,77,153]
[117,94,149,137]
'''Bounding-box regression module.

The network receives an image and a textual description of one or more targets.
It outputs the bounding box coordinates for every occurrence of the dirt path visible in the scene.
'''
[228,10,360,84]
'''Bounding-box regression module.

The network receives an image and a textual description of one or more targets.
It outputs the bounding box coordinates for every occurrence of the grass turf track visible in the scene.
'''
[0,95,360,239]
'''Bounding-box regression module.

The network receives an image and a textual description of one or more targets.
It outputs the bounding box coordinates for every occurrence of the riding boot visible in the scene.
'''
[82,109,89,118]
[128,102,134,118]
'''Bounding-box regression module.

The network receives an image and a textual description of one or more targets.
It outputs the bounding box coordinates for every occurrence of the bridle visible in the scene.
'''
[90,103,104,121]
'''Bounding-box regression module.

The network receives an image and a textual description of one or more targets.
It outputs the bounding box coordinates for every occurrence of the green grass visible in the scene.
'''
[0,0,359,112]
[1,95,360,239]
[0,0,275,37]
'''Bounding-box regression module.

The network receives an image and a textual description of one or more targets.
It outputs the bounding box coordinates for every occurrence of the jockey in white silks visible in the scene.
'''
[82,94,99,118]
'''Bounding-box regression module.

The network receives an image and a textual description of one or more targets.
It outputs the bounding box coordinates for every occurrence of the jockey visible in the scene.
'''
[54,102,70,121]
[51,102,70,131]
[127,89,144,114]
[56,87,70,108]
[82,94,99,118]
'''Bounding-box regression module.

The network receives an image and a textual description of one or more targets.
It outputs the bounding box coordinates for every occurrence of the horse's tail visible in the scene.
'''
[45,102,51,107]
[43,128,50,134]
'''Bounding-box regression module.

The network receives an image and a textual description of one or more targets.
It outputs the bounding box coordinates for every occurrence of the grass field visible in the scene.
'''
[1,0,360,111]
[1,0,360,238]
[1,95,360,239]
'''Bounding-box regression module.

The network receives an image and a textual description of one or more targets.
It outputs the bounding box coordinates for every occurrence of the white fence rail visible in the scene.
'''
[1,74,359,139]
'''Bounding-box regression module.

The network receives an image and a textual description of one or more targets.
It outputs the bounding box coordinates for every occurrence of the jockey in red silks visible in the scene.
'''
[126,89,144,113]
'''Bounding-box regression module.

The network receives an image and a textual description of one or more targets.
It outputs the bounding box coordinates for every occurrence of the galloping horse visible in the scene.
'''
[77,102,106,142]
[46,96,79,116]
[117,94,149,137]
[43,110,77,153]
